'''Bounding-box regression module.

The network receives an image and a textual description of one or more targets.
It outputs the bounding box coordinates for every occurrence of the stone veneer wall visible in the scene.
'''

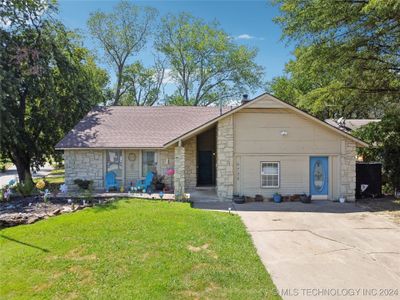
[340,140,356,201]
[64,150,104,190]
[158,147,175,190]
[216,116,234,201]
[174,146,185,197]
[184,137,197,191]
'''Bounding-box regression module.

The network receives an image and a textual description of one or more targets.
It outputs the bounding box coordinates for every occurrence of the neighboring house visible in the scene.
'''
[55,93,368,201]
[325,118,381,133]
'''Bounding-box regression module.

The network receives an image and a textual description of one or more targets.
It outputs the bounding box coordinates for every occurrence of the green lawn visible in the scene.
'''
[0,199,280,299]
[49,169,65,176]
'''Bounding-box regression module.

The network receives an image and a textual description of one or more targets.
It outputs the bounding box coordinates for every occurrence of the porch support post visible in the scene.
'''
[174,144,185,200]
[216,115,234,201]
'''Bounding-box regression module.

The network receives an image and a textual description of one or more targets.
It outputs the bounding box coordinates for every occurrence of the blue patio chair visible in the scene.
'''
[105,171,118,192]
[135,172,154,193]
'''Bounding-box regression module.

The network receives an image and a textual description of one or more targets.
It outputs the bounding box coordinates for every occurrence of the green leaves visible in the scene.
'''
[156,13,264,106]
[87,1,157,105]
[270,0,400,119]
[0,15,108,181]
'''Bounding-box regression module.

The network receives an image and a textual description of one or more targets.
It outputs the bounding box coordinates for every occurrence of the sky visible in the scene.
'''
[58,0,294,97]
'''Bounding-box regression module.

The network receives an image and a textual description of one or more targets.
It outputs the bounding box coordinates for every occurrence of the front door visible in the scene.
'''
[198,151,213,185]
[310,156,329,199]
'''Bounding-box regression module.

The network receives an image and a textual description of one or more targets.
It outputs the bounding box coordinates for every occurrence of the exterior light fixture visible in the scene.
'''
[280,130,288,136]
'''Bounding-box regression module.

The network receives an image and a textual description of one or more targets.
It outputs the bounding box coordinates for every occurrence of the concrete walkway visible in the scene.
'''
[232,201,400,300]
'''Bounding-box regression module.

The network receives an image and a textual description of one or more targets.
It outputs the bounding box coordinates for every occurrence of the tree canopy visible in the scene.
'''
[0,2,108,182]
[156,13,264,106]
[269,0,400,119]
[87,1,157,105]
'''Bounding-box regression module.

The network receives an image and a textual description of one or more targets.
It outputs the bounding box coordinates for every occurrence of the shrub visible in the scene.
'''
[73,179,93,190]
[15,180,36,197]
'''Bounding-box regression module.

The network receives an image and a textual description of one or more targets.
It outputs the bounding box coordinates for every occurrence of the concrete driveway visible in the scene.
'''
[235,201,400,300]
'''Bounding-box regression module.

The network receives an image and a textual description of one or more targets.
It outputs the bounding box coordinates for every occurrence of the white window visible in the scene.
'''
[106,150,123,185]
[142,150,156,176]
[261,162,280,188]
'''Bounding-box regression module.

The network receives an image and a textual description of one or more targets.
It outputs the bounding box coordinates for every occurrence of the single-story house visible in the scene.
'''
[55,93,368,201]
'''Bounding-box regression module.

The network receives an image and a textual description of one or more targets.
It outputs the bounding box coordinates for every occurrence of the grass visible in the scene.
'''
[33,168,65,185]
[0,199,280,299]
[49,169,65,176]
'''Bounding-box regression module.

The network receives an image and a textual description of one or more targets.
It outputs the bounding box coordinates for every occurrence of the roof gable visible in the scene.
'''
[164,93,368,147]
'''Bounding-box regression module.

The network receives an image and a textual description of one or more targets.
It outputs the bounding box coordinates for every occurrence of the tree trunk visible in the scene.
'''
[114,65,124,105]
[14,156,33,184]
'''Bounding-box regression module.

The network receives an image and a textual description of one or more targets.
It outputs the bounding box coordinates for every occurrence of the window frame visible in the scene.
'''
[260,161,280,188]
[105,149,124,185]
[141,150,157,177]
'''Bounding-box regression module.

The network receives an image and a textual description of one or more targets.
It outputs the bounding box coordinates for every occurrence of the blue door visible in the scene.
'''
[310,157,329,197]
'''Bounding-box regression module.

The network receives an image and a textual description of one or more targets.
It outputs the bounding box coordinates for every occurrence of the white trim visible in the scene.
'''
[260,161,280,188]
[141,150,158,178]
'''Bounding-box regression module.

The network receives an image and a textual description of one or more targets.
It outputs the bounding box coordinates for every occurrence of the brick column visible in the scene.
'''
[340,140,356,201]
[216,115,234,201]
[174,145,185,199]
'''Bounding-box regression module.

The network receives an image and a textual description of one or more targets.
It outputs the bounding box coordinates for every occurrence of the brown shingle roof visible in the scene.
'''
[55,106,231,149]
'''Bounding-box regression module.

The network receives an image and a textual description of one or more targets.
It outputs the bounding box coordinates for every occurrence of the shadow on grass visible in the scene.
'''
[0,234,49,252]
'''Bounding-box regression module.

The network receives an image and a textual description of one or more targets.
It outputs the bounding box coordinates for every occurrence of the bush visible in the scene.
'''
[15,180,36,197]
[73,179,93,190]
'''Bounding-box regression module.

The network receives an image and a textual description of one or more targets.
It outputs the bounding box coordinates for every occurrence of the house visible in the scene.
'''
[55,93,368,201]
[325,118,381,133]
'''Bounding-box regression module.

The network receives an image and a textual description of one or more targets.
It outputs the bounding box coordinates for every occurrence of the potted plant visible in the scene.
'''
[153,174,165,191]
[300,193,311,203]
[233,194,245,204]
[273,192,282,203]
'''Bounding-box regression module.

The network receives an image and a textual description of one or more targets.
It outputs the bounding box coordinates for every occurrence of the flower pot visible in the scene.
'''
[255,194,264,202]
[300,194,311,203]
[273,194,282,203]
[233,195,245,204]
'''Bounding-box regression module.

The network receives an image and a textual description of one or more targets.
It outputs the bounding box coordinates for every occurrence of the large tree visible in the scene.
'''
[87,1,157,105]
[0,2,108,183]
[156,13,264,106]
[269,0,400,118]
[119,60,165,106]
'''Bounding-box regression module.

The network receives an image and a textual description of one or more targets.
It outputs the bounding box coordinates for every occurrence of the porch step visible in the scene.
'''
[195,186,216,191]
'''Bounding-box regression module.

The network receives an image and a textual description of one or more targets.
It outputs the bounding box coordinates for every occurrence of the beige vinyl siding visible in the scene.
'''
[233,108,345,200]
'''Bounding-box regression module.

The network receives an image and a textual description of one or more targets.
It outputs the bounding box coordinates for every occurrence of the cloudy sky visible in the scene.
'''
[58,0,294,96]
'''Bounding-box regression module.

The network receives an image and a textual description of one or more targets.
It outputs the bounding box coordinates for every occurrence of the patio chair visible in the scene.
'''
[105,171,118,192]
[135,172,154,193]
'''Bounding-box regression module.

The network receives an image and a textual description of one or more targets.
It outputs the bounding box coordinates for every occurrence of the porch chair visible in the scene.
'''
[135,172,154,193]
[105,171,118,192]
